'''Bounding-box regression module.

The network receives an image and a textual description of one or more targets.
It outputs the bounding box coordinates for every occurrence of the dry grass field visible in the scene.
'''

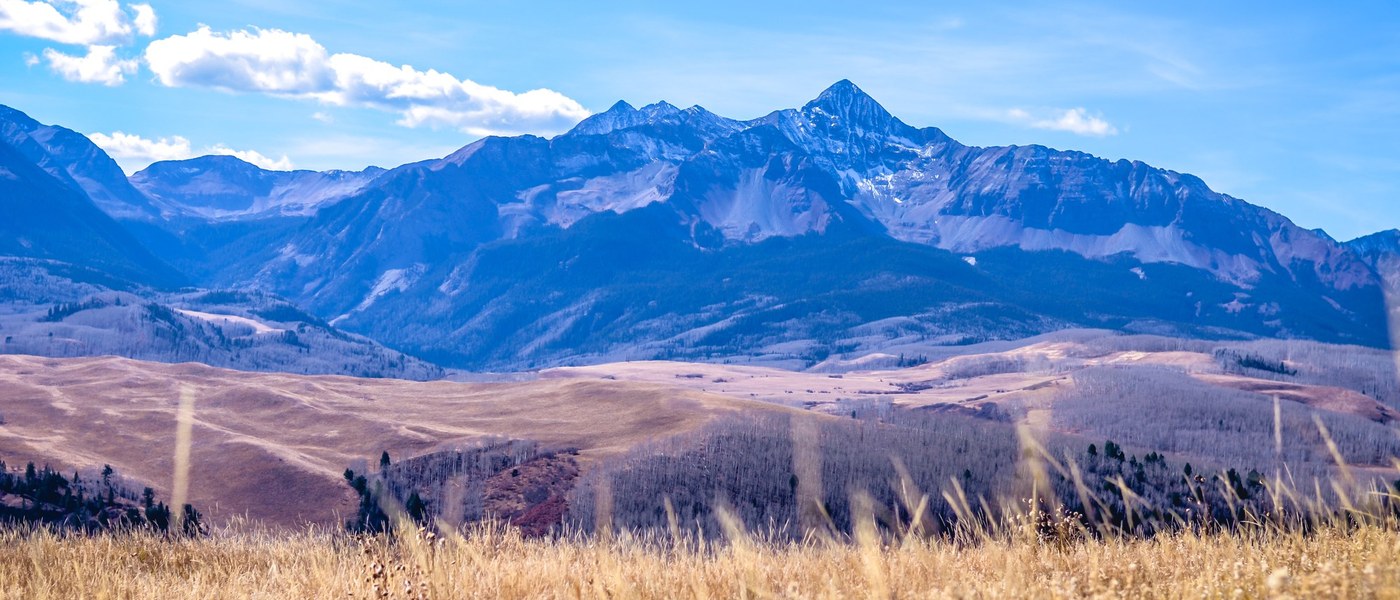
[2,519,1398,599]
[0,354,811,527]
[1,339,1394,529]
[3,342,1400,598]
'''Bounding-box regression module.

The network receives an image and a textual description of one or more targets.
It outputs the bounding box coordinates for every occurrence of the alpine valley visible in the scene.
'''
[2,80,1398,374]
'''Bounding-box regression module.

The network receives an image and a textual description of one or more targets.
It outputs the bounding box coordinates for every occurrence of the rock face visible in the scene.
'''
[0,82,1394,372]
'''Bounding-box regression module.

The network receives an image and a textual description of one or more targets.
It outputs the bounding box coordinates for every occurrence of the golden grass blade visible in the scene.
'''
[170,385,196,530]
[1313,414,1354,484]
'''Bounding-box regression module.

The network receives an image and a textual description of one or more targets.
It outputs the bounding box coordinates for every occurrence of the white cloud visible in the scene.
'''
[144,26,335,94]
[42,44,135,85]
[1007,107,1119,137]
[130,2,153,36]
[87,131,191,163]
[1034,108,1119,136]
[88,131,294,172]
[311,111,333,123]
[22,51,37,66]
[0,0,156,45]
[143,26,591,136]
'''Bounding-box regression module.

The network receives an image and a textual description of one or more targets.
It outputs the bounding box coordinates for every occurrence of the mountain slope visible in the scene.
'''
[0,105,159,221]
[0,258,442,380]
[0,137,184,288]
[0,110,442,379]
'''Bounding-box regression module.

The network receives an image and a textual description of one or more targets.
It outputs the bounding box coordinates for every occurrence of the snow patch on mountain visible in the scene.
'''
[276,243,318,267]
[175,309,283,334]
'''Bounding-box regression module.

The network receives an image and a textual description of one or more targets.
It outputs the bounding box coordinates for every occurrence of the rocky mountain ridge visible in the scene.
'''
[1,81,1397,371]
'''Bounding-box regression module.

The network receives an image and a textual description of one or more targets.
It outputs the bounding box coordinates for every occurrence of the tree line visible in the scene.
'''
[0,457,201,535]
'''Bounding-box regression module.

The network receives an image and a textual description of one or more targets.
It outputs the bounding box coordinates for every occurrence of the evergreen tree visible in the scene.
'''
[406,491,426,524]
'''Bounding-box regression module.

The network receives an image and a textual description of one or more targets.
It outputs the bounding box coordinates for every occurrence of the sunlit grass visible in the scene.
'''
[1,519,1398,599]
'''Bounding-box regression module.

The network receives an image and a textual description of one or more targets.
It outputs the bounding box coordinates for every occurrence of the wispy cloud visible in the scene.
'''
[1007,107,1119,137]
[88,131,294,172]
[143,26,590,136]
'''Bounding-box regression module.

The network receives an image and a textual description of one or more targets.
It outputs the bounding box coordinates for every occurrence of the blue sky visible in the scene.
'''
[0,1,1396,240]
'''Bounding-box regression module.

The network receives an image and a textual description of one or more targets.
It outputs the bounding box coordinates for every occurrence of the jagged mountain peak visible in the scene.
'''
[566,81,912,144]
[567,100,646,136]
[565,97,742,141]
[640,100,680,114]
[605,99,636,113]
[801,79,900,131]
[809,79,868,104]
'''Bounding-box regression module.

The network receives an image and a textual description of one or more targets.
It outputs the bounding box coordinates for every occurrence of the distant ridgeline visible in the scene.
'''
[3,84,1400,373]
[0,457,201,535]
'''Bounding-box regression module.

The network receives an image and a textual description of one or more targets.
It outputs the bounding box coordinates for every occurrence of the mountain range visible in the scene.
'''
[1,80,1397,373]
